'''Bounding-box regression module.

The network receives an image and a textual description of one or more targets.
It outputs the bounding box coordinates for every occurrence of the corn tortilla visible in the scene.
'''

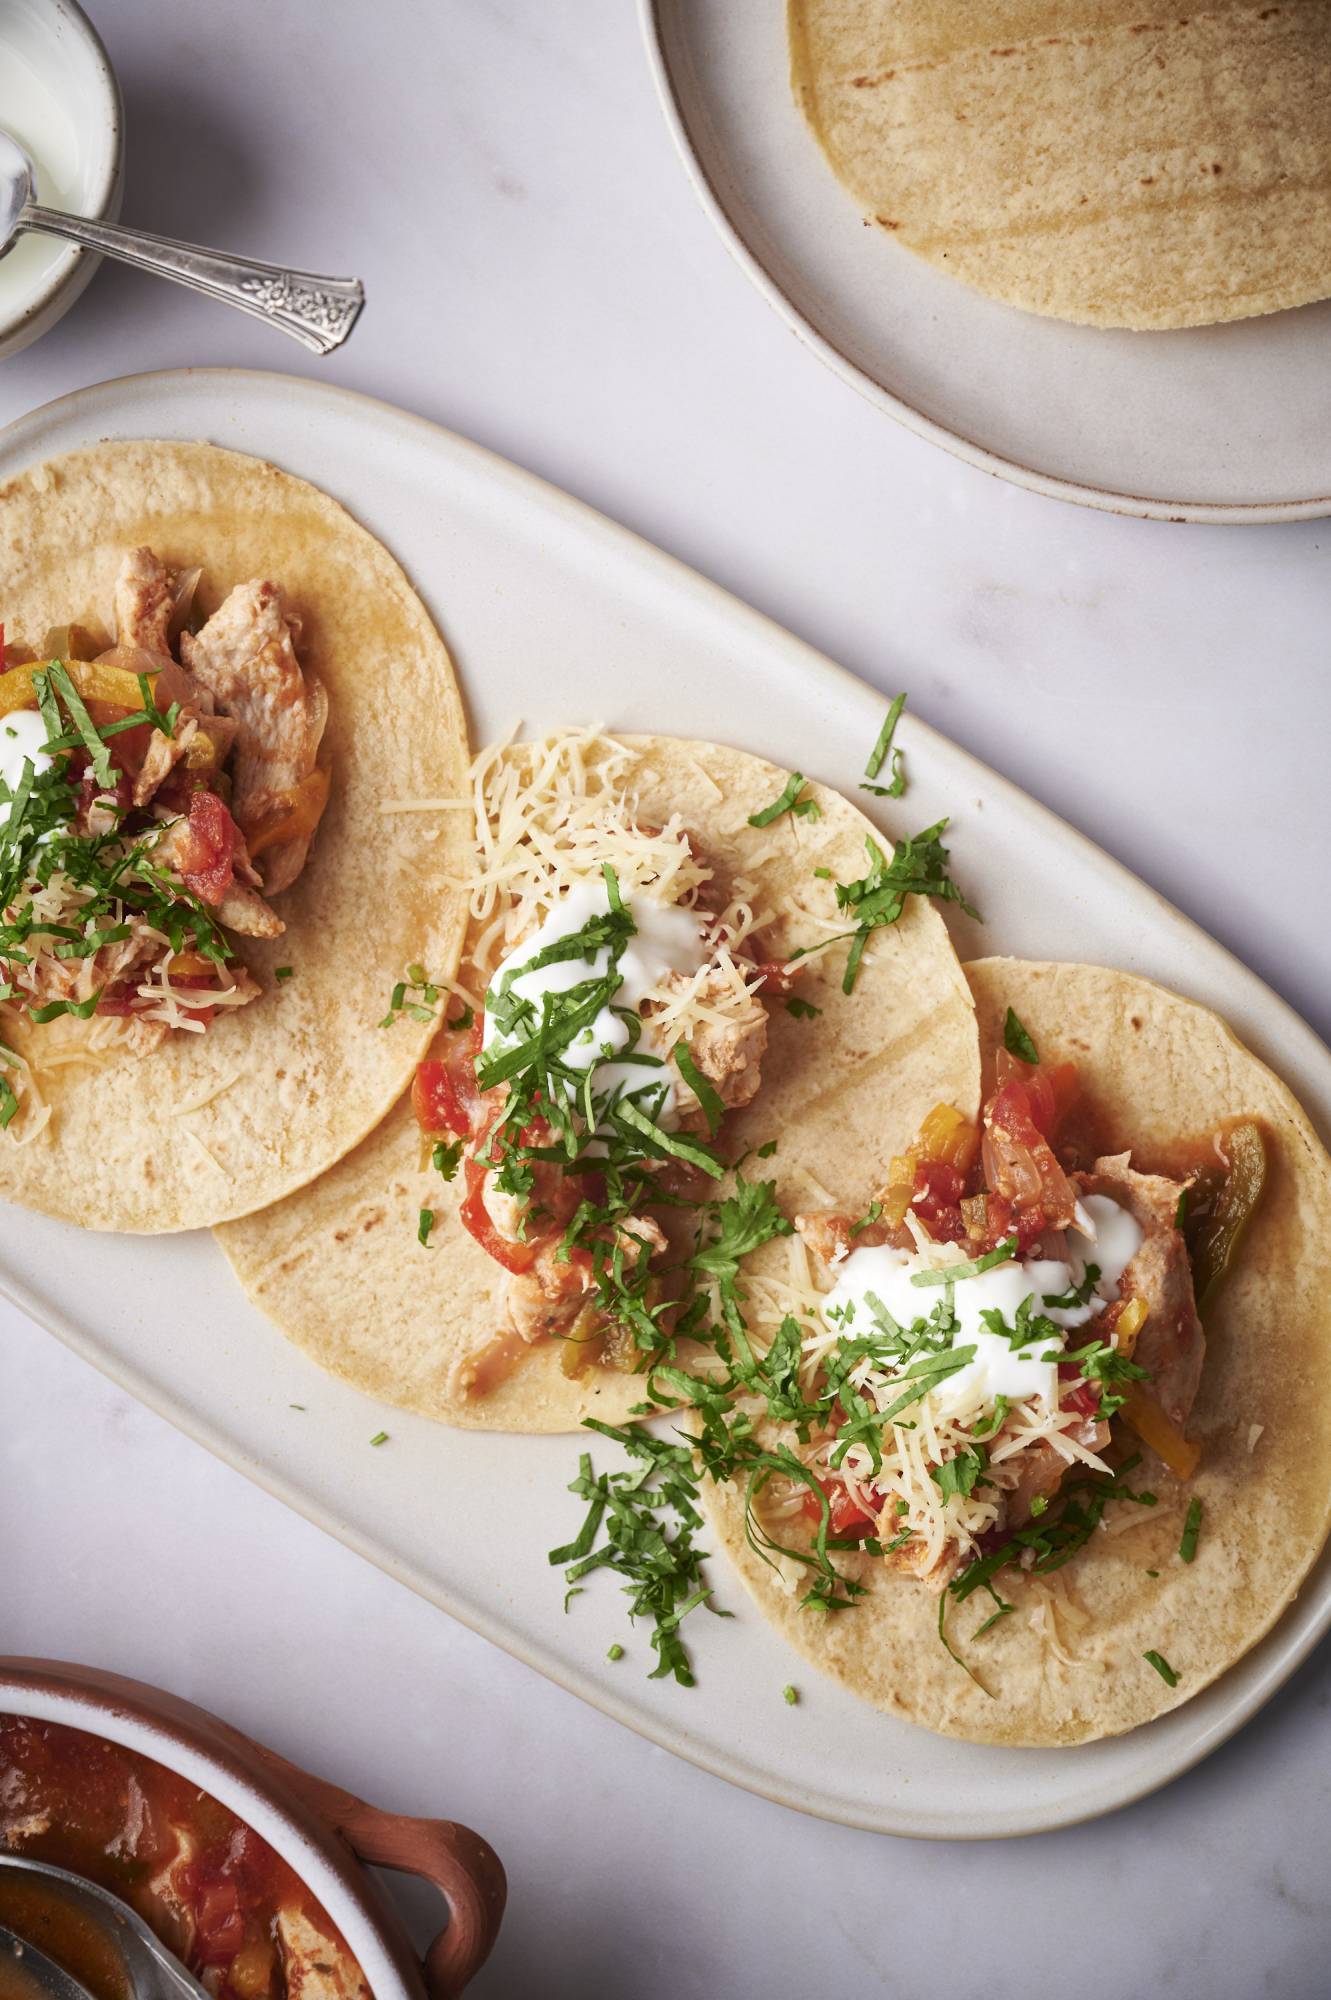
[216,737,980,1432]
[0,441,471,1232]
[701,958,1331,1744]
[789,1,1331,329]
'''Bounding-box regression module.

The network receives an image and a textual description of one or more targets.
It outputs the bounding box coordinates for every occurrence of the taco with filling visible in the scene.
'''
[216,728,981,1430]
[0,441,470,1232]
[697,958,1331,1744]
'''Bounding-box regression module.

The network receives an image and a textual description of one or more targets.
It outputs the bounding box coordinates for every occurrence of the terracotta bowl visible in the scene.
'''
[0,1659,506,1999]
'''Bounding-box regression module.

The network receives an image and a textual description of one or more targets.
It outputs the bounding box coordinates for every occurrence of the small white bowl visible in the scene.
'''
[0,0,123,359]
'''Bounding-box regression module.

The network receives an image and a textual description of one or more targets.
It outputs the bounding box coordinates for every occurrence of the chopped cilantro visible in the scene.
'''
[747,772,821,828]
[782,1684,798,1706]
[1003,1007,1039,1065]
[380,965,444,1028]
[673,1042,724,1136]
[417,1208,434,1246]
[1042,1264,1101,1311]
[1179,1497,1202,1563]
[1143,1649,1179,1687]
[1175,1188,1188,1230]
[785,995,821,1021]
[910,1237,1017,1287]
[431,1139,463,1183]
[690,1177,793,1283]
[369,1430,390,1447]
[274,965,294,982]
[825,821,979,995]
[607,1642,624,1662]
[931,1445,987,1501]
[861,691,907,799]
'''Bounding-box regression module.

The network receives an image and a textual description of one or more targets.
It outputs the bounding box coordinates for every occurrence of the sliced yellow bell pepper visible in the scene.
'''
[1115,1294,1150,1358]
[0,657,158,720]
[245,767,330,859]
[1121,1382,1200,1479]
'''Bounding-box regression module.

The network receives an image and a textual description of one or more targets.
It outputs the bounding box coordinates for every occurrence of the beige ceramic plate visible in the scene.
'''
[2,371,1330,1838]
[643,0,1331,521]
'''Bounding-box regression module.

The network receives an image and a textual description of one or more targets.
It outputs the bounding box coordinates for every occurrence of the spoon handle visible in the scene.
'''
[19,204,364,355]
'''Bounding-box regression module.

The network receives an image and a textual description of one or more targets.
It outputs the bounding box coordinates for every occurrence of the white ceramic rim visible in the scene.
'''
[0,1681,412,2000]
[1,368,1329,1841]
[639,0,1331,526]
[0,0,124,343]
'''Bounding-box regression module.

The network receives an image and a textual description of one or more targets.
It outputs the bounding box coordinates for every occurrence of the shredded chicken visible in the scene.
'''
[1077,1154,1205,1430]
[506,1213,669,1345]
[182,581,328,894]
[277,1910,372,2000]
[113,545,177,655]
[214,881,285,940]
[666,968,768,1116]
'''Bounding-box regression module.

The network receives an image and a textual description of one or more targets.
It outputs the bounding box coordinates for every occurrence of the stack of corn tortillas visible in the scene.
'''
[788,1,1331,328]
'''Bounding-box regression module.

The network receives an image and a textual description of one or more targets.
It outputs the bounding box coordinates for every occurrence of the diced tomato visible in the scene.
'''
[459,1153,539,1273]
[187,1873,247,1963]
[910,1159,967,1243]
[169,788,237,907]
[981,1062,1080,1238]
[413,1018,485,1139]
[751,957,798,999]
[802,1477,877,1538]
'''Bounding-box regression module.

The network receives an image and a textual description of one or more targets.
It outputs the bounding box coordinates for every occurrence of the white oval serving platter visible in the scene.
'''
[1,369,1329,1837]
[642,0,1331,523]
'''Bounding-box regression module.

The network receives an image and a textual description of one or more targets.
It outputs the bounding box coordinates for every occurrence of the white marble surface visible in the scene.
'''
[2,2,1330,1994]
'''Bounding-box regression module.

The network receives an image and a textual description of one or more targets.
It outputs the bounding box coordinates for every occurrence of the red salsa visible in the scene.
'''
[0,1717,368,2000]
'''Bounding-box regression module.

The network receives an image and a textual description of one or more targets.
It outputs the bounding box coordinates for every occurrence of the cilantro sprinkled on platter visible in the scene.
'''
[861,692,907,799]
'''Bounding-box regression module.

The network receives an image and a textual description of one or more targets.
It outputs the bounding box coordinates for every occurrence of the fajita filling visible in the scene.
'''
[744,1040,1263,1614]
[0,548,329,1134]
[411,732,797,1398]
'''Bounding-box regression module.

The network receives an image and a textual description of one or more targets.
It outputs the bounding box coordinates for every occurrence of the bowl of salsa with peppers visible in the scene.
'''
[0,1662,506,2000]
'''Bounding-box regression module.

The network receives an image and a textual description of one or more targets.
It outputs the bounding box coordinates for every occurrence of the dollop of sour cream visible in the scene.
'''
[482,878,707,1127]
[0,710,54,838]
[822,1192,1143,1422]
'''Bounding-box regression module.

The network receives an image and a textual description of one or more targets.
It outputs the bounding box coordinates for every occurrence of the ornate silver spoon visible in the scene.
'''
[0,130,363,354]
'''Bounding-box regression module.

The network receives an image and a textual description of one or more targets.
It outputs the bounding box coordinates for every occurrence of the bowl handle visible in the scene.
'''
[330,1803,506,2000]
[254,1756,507,1997]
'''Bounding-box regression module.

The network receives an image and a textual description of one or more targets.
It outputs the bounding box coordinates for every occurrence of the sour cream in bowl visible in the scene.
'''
[0,0,123,358]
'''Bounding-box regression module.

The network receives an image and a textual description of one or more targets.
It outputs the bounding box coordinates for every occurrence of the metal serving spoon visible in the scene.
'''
[0,131,363,354]
[0,1859,208,2000]
[0,1922,99,2000]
